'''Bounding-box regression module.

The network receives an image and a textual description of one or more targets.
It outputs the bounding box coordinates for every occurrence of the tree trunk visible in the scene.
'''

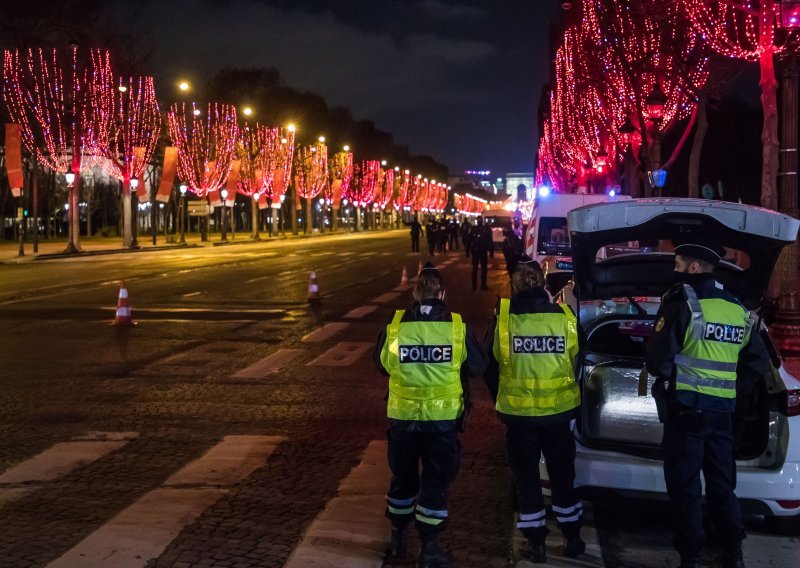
[760,46,779,211]
[687,99,708,199]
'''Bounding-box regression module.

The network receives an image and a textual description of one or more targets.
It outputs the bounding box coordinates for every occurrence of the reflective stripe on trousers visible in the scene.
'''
[517,509,546,529]
[416,504,448,526]
[553,502,583,524]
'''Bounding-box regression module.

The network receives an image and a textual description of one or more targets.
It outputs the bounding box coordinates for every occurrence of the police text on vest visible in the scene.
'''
[512,336,566,354]
[703,323,745,344]
[399,345,453,363]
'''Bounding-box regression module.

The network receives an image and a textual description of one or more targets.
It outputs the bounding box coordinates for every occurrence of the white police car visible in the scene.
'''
[549,198,800,531]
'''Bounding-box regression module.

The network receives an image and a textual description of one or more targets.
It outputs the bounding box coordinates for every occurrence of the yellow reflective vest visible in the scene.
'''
[380,309,466,421]
[494,298,580,417]
[675,284,751,401]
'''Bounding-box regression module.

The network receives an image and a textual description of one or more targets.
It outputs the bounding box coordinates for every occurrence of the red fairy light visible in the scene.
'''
[263,126,295,202]
[103,76,161,182]
[167,102,238,197]
[237,124,279,197]
[3,47,115,174]
[395,169,412,209]
[346,160,381,207]
[373,165,394,208]
[295,140,328,199]
[328,150,354,200]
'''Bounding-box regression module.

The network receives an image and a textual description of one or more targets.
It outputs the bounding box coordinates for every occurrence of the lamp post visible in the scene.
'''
[63,171,80,253]
[179,184,187,244]
[220,188,229,242]
[130,177,140,248]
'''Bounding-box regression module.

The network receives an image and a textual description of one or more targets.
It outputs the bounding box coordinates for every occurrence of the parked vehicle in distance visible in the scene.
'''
[523,190,630,293]
[551,198,800,531]
[482,209,519,250]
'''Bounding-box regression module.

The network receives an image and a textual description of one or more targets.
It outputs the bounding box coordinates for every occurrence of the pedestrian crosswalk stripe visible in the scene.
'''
[47,435,285,568]
[0,431,139,484]
[284,440,389,567]
[307,342,372,367]
[344,305,377,319]
[232,349,304,379]
[0,432,139,508]
[303,322,350,343]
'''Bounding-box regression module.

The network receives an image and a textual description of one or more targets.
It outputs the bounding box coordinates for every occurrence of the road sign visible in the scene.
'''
[187,202,209,216]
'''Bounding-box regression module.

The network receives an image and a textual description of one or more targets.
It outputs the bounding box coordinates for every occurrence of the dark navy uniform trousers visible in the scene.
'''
[663,408,743,559]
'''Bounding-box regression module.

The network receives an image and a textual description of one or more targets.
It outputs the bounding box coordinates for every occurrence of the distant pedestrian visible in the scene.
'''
[374,262,486,568]
[460,219,472,257]
[426,219,437,256]
[448,220,459,251]
[406,215,422,253]
[502,227,524,279]
[469,217,493,290]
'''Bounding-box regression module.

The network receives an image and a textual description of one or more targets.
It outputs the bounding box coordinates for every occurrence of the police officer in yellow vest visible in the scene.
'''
[484,256,584,564]
[373,262,485,568]
[645,243,771,568]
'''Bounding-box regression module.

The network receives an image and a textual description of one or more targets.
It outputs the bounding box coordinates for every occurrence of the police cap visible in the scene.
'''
[420,261,443,282]
[517,254,542,271]
[673,242,725,266]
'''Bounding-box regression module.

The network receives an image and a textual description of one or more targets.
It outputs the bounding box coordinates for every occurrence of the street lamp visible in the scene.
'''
[618,117,637,146]
[220,188,229,242]
[645,83,667,122]
[178,80,190,92]
[179,184,187,244]
[242,106,253,117]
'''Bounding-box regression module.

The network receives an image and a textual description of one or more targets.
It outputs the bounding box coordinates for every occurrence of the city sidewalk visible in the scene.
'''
[0,228,383,263]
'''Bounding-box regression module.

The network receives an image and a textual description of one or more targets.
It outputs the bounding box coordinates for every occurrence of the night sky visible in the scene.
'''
[112,0,561,177]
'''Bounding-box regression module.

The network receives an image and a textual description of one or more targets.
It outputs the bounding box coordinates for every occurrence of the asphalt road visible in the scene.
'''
[0,230,797,568]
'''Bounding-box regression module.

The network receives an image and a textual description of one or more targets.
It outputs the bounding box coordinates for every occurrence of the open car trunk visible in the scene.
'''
[579,314,773,462]
[567,199,800,464]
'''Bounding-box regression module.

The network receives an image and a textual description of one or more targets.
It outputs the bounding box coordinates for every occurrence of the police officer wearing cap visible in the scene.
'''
[373,262,485,568]
[484,255,585,564]
[645,243,771,568]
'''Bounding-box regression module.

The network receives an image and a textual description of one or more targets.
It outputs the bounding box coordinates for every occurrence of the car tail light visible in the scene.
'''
[776,500,800,509]
[786,389,800,417]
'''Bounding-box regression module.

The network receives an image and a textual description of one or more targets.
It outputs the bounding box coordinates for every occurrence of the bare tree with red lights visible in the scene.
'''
[346,160,380,231]
[682,0,783,208]
[237,124,279,239]
[167,102,238,199]
[104,75,161,247]
[328,149,353,231]
[294,140,328,233]
[3,46,115,252]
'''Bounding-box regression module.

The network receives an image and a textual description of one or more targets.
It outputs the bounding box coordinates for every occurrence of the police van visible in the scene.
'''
[523,190,631,293]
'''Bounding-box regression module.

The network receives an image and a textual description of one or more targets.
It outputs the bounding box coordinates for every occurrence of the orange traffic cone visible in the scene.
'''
[308,267,320,302]
[111,281,136,326]
[400,266,409,286]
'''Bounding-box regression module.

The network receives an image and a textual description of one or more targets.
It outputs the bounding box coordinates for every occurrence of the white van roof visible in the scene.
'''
[534,193,630,217]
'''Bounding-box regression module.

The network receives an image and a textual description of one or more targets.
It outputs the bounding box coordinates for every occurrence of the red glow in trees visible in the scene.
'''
[295,140,328,232]
[167,102,238,197]
[3,46,115,252]
[682,0,782,208]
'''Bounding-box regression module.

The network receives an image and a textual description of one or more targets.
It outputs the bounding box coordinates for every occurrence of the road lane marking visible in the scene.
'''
[181,291,202,297]
[164,435,283,487]
[343,305,378,319]
[47,435,284,568]
[307,342,372,367]
[371,292,401,303]
[0,432,139,484]
[302,322,350,343]
[0,432,139,506]
[284,440,389,568]
[233,349,304,379]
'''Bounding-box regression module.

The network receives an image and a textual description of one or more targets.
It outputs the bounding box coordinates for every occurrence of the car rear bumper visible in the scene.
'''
[539,443,800,517]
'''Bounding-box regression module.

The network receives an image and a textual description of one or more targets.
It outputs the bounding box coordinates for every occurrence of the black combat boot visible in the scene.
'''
[387,527,406,559]
[564,535,586,558]
[724,552,745,568]
[524,539,547,563]
[418,535,453,568]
